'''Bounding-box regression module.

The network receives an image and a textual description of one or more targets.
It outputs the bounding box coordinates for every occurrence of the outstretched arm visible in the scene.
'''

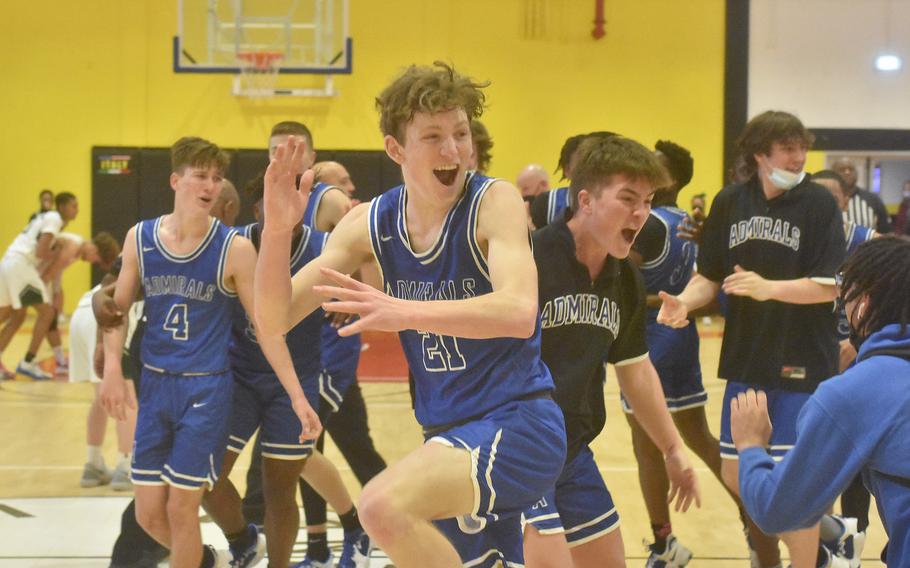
[722,265,836,304]
[316,181,539,339]
[617,358,701,512]
[656,272,721,328]
[254,136,372,336]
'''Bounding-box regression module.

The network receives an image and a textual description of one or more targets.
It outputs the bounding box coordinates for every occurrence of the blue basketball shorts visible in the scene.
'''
[132,369,233,490]
[719,381,812,460]
[623,320,706,414]
[522,446,620,547]
[227,368,322,461]
[316,368,354,415]
[428,395,566,567]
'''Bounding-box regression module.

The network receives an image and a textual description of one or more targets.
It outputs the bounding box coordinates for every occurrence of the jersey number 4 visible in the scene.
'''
[164,304,189,341]
[420,332,466,372]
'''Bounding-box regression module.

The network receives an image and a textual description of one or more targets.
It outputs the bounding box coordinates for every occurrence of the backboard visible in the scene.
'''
[174,0,351,75]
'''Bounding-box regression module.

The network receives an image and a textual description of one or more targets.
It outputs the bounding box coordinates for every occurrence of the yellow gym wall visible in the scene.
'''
[2,0,725,312]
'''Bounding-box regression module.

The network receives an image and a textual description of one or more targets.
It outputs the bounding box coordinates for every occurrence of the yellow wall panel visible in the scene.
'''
[2,0,726,309]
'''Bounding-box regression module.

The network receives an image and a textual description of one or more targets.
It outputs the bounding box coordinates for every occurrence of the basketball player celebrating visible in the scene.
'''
[522,136,700,568]
[100,137,320,568]
[255,62,566,567]
[658,111,845,568]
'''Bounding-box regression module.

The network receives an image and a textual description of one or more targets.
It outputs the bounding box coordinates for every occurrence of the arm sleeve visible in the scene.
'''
[695,190,729,283]
[607,266,649,365]
[530,192,551,229]
[806,191,846,282]
[738,397,867,534]
[40,213,63,236]
[632,215,667,264]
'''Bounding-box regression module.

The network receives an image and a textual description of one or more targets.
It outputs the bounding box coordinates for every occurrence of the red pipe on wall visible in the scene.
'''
[592,0,606,39]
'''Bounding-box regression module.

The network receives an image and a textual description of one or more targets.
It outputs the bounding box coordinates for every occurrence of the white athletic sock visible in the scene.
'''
[87,445,105,469]
[116,453,131,470]
[53,346,66,365]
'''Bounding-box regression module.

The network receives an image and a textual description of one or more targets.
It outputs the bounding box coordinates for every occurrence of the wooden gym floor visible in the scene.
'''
[0,316,887,566]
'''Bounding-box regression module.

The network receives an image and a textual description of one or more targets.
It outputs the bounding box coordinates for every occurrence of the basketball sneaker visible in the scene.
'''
[16,360,52,381]
[292,552,334,568]
[111,463,133,491]
[205,544,232,568]
[229,524,266,568]
[645,534,692,567]
[80,462,112,488]
[822,515,863,568]
[338,528,372,568]
[55,360,69,380]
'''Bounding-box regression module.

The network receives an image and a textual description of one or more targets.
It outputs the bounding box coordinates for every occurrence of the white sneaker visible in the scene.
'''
[16,360,52,381]
[111,464,133,491]
[80,462,112,488]
[646,534,692,567]
[205,545,232,568]
[824,515,863,568]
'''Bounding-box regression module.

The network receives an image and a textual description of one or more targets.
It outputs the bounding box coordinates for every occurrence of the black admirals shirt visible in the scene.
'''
[533,218,648,463]
[697,175,845,393]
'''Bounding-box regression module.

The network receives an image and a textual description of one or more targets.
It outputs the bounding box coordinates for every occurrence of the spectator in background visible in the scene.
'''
[29,189,55,222]
[516,164,550,199]
[893,179,910,236]
[832,157,891,233]
[314,160,358,203]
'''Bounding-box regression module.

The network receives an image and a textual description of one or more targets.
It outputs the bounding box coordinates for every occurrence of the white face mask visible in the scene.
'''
[767,168,805,191]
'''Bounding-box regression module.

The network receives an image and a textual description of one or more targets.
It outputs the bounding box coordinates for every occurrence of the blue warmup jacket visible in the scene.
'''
[739,324,910,565]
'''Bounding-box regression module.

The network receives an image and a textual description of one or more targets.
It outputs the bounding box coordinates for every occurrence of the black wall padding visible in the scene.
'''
[91,146,401,283]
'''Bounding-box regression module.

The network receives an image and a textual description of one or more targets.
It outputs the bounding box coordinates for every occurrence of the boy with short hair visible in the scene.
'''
[254,62,566,567]
[658,111,845,568]
[100,136,319,568]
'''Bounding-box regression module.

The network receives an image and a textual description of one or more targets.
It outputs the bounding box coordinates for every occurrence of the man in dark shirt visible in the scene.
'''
[523,135,700,567]
[658,111,844,568]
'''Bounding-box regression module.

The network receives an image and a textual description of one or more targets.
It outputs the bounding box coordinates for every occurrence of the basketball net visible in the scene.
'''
[235,51,283,99]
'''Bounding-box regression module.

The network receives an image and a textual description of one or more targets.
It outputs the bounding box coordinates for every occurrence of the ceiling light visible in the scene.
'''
[875,54,903,71]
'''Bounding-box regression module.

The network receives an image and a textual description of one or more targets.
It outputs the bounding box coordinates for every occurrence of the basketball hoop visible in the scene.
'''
[234,51,283,98]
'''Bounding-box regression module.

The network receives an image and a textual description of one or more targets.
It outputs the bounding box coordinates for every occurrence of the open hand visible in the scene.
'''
[656,291,690,328]
[263,135,314,234]
[313,267,406,336]
[664,447,701,512]
[723,265,774,301]
[731,389,772,451]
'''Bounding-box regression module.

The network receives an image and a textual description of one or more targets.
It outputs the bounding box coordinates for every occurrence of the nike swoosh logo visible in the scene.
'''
[192,402,206,408]
[142,247,155,252]
[380,235,393,242]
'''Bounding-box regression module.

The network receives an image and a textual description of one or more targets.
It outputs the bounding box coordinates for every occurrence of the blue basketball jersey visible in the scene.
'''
[837,222,876,339]
[367,172,554,427]
[547,186,571,225]
[136,217,236,375]
[639,206,697,297]
[228,223,326,379]
[845,222,875,256]
[302,181,363,377]
[303,181,343,229]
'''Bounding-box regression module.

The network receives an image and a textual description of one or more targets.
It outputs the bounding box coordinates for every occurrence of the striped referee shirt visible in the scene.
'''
[846,189,891,233]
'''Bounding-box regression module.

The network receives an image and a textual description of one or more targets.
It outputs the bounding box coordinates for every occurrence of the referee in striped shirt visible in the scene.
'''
[832,157,891,233]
